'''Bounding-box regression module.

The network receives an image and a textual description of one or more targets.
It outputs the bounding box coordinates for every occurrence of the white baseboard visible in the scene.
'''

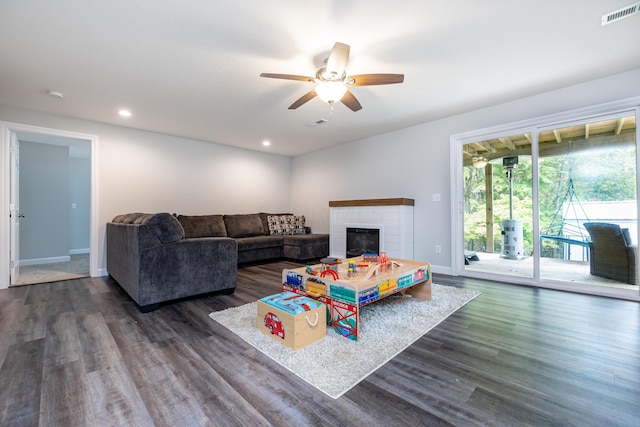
[97,268,109,277]
[431,265,454,276]
[69,248,90,255]
[20,256,71,266]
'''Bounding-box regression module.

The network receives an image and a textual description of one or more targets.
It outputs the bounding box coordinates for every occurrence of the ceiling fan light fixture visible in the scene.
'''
[315,81,347,104]
[260,42,404,111]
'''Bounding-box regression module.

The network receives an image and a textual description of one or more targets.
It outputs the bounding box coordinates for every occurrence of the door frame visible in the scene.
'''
[0,121,99,289]
[450,96,640,300]
[9,131,19,284]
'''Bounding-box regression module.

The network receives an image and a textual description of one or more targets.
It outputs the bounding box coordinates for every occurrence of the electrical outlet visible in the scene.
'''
[432,193,441,202]
[435,245,442,254]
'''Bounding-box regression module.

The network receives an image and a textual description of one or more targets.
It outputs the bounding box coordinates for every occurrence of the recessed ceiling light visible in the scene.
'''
[118,109,132,117]
[262,140,271,146]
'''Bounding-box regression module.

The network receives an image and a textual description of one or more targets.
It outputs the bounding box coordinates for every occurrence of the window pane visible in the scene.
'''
[539,115,637,287]
[463,134,533,278]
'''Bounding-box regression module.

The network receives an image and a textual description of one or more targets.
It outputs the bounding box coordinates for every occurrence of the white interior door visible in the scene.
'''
[9,132,19,285]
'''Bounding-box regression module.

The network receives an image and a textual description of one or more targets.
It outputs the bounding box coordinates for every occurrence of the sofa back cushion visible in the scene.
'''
[223,214,265,238]
[112,213,145,224]
[176,214,227,238]
[112,213,184,243]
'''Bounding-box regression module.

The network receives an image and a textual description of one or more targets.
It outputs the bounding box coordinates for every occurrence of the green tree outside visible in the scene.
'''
[464,145,636,257]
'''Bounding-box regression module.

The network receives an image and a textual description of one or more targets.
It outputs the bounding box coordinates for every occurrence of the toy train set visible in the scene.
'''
[281,255,431,340]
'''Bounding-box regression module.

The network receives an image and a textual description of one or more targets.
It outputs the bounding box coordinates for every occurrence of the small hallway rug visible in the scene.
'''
[14,253,90,286]
[209,284,480,399]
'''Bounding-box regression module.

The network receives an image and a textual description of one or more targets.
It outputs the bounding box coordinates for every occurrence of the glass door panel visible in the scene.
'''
[463,133,534,278]
[538,115,637,288]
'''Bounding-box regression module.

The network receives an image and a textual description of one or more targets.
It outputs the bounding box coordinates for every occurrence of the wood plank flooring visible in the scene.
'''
[0,259,638,426]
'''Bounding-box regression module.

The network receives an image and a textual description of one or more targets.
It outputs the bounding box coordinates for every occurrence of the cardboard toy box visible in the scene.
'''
[257,291,326,350]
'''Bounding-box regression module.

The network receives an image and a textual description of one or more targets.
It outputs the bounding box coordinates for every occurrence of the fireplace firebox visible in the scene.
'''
[346,227,380,258]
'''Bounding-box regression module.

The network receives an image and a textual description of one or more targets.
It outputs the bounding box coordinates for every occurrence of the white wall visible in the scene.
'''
[0,107,292,276]
[291,68,640,274]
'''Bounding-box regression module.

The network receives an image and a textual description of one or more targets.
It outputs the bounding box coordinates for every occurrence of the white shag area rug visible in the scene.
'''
[209,284,480,399]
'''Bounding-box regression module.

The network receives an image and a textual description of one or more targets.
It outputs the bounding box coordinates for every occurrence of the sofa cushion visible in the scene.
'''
[223,214,265,238]
[282,234,329,260]
[112,213,146,224]
[131,213,184,243]
[282,234,328,247]
[177,214,227,238]
[235,235,283,251]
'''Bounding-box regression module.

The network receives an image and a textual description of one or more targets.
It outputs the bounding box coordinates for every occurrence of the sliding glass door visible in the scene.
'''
[459,107,639,296]
[538,115,637,288]
[462,132,533,278]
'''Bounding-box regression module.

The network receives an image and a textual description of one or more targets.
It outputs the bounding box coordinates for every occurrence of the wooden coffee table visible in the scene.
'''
[282,256,431,340]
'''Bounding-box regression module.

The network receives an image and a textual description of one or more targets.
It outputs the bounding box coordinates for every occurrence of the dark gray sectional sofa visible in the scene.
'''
[178,212,329,263]
[106,212,329,311]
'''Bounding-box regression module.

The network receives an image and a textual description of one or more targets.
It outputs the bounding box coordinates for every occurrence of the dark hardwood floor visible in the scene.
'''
[0,259,638,426]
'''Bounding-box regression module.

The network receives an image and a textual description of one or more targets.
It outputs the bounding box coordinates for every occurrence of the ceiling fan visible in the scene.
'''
[260,42,404,112]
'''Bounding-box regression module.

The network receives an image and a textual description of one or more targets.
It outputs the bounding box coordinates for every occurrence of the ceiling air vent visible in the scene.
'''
[305,119,328,127]
[601,1,640,25]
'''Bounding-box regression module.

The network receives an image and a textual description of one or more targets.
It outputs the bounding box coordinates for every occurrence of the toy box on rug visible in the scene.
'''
[256,291,326,350]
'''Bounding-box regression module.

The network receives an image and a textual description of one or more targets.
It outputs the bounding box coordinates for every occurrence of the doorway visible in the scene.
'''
[15,133,91,285]
[0,122,98,289]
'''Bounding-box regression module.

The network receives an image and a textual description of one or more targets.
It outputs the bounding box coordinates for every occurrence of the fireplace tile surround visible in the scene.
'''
[329,198,414,259]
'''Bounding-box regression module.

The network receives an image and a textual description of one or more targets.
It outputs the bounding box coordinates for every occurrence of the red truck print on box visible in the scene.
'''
[264,312,285,339]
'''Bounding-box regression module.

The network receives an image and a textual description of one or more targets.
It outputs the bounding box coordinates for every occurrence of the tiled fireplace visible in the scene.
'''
[329,198,414,259]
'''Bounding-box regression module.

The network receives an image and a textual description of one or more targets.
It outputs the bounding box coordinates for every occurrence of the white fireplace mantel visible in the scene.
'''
[329,198,414,259]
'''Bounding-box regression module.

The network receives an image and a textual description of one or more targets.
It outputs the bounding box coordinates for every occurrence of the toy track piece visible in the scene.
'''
[320,269,339,280]
[362,264,381,281]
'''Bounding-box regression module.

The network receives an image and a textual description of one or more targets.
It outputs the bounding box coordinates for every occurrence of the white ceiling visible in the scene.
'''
[1,1,639,157]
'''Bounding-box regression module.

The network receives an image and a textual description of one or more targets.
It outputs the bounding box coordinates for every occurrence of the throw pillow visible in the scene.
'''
[268,215,294,235]
[259,212,293,235]
[289,215,306,235]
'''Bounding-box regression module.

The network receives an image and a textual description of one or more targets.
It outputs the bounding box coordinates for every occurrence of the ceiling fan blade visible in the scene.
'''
[341,90,362,112]
[260,73,314,82]
[325,42,350,78]
[348,74,405,86]
[288,90,317,109]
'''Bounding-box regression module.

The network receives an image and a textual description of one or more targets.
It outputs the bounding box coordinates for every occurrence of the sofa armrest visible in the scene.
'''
[107,222,162,299]
[137,237,238,306]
